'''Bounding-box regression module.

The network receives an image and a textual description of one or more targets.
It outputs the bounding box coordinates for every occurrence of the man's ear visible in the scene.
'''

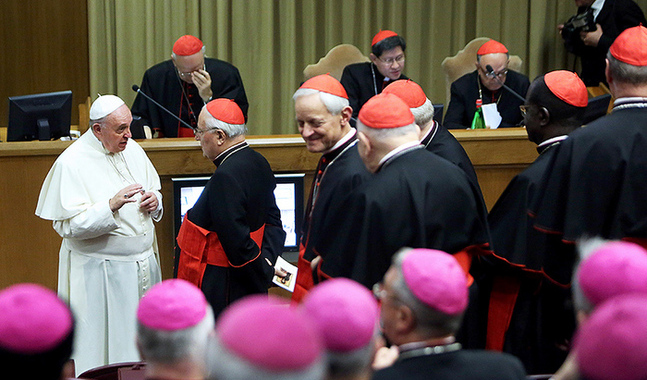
[91,122,102,135]
[340,106,353,126]
[395,304,416,334]
[370,53,378,65]
[357,130,371,152]
[216,129,227,145]
[605,58,613,85]
[538,106,551,127]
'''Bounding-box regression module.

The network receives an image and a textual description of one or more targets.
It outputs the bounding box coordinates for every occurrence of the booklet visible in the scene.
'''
[272,255,298,292]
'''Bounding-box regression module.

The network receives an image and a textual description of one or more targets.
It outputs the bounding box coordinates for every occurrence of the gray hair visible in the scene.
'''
[171,45,206,60]
[293,88,350,115]
[137,306,214,364]
[324,333,376,378]
[206,334,326,380]
[572,237,610,314]
[202,106,247,137]
[607,51,647,85]
[356,121,419,141]
[389,247,465,337]
[410,98,434,127]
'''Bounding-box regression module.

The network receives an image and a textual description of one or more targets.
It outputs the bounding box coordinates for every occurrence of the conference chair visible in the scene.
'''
[303,44,369,81]
[441,37,523,106]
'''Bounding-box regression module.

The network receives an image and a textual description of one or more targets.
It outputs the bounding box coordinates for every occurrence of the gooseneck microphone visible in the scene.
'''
[131,85,195,130]
[485,65,526,103]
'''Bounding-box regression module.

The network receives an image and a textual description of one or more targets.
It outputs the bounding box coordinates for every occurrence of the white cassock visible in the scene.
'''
[35,130,163,374]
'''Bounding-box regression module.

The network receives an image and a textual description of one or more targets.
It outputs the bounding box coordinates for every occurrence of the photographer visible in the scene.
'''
[559,0,645,86]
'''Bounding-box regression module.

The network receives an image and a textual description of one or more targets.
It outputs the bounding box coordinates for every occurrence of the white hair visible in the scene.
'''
[206,334,326,380]
[137,306,215,364]
[293,88,349,115]
[410,98,434,127]
[324,336,376,378]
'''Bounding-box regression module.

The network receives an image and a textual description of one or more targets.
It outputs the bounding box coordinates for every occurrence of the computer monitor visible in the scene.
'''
[7,90,72,141]
[172,173,305,254]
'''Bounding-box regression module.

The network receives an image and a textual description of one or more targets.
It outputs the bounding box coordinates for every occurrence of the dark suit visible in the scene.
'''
[340,62,408,126]
[568,0,645,86]
[444,70,529,130]
[372,349,526,380]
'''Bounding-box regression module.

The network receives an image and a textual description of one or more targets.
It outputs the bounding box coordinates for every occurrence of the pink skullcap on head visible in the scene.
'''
[217,295,323,372]
[575,294,647,380]
[544,71,588,108]
[172,35,204,56]
[302,278,379,352]
[382,79,427,108]
[358,93,415,129]
[609,25,647,66]
[206,98,245,124]
[300,74,348,99]
[137,279,208,331]
[372,30,398,46]
[477,39,508,56]
[401,249,468,315]
[577,241,647,308]
[0,283,73,354]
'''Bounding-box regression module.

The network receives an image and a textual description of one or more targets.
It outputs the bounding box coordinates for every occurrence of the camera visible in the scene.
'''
[562,9,597,50]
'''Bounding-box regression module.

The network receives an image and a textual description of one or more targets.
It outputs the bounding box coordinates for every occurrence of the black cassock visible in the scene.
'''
[340,62,408,126]
[532,102,647,282]
[372,349,526,380]
[487,140,575,374]
[180,143,285,318]
[132,58,248,137]
[444,70,529,129]
[316,146,489,287]
[422,121,482,200]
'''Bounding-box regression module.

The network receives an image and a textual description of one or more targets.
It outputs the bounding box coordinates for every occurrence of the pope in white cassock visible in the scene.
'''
[35,95,163,374]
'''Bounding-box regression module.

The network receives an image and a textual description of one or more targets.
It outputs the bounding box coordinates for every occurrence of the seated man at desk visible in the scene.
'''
[341,30,408,126]
[444,39,529,129]
[132,35,248,138]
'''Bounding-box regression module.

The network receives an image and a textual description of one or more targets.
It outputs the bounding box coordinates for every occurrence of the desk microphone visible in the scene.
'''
[485,65,526,103]
[131,85,195,130]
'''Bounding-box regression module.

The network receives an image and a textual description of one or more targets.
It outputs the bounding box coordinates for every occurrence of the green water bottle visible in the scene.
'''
[471,99,485,129]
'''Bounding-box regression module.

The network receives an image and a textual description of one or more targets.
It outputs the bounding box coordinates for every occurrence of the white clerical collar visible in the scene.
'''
[590,0,605,20]
[378,140,423,168]
[323,128,356,154]
[537,135,568,149]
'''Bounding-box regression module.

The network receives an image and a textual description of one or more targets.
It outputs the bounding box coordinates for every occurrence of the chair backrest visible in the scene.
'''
[303,44,370,81]
[441,37,523,106]
[77,361,145,380]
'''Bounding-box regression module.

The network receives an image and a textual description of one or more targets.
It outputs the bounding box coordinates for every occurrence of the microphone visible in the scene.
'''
[485,65,526,103]
[132,85,195,130]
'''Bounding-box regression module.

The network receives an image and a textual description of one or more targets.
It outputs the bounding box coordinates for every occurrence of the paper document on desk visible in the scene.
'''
[481,103,502,129]
[272,256,298,292]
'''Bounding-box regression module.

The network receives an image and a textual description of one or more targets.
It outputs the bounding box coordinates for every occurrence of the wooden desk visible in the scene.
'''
[0,129,536,290]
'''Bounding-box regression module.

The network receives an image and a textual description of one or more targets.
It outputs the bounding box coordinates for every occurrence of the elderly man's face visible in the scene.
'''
[476,53,509,92]
[371,46,405,81]
[377,267,403,345]
[195,109,223,161]
[95,104,133,153]
[173,51,205,84]
[295,93,346,153]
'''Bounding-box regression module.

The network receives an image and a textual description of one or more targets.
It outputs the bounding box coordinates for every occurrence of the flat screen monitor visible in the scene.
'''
[7,90,72,141]
[172,173,305,253]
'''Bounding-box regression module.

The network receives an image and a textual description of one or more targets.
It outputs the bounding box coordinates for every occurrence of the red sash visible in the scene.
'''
[291,243,315,303]
[176,215,265,288]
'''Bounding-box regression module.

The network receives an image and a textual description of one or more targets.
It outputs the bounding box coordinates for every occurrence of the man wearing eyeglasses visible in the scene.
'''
[132,35,248,138]
[444,39,529,129]
[175,99,285,318]
[341,30,409,126]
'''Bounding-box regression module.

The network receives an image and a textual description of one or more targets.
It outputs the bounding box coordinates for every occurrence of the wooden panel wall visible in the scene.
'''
[0,130,536,290]
[0,0,89,128]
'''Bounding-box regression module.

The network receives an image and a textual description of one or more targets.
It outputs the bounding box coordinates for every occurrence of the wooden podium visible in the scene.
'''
[0,129,537,290]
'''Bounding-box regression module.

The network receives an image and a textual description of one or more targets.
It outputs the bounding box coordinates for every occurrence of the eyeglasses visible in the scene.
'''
[177,64,206,79]
[482,67,508,79]
[193,127,218,136]
[377,54,405,66]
